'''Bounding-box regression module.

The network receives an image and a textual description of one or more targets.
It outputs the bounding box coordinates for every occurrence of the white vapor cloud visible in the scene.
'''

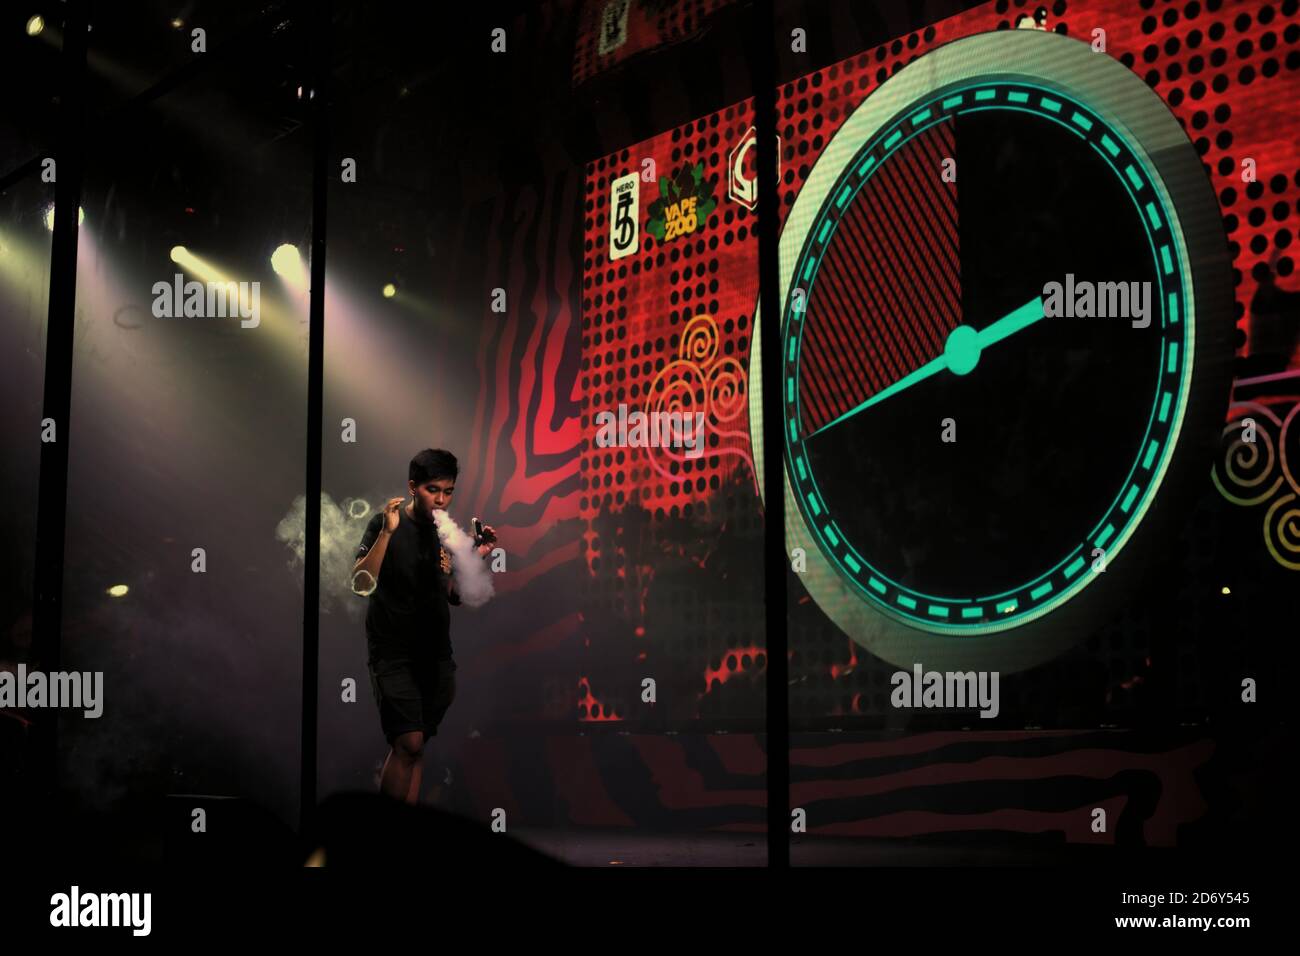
[431,508,495,608]
[275,492,372,618]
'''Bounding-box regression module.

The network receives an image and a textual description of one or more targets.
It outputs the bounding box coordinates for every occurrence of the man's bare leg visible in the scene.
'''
[379,731,424,803]
[404,754,424,804]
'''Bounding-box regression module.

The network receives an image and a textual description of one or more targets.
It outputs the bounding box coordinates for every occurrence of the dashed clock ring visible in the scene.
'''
[748,29,1233,673]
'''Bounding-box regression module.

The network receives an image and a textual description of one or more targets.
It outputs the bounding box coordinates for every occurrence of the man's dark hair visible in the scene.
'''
[410,448,458,484]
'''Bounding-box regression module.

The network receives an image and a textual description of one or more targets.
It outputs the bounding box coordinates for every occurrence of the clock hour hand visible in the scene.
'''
[807,296,1044,440]
[974,296,1045,350]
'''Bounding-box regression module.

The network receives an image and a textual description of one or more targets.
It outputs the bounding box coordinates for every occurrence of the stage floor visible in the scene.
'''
[506,828,1098,866]
[510,828,766,866]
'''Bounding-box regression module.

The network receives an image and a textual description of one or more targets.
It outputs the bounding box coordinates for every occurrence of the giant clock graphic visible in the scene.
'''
[748,30,1233,673]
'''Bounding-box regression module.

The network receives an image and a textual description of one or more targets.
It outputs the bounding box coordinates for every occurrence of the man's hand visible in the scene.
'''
[439,546,452,574]
[475,524,498,558]
[382,496,405,534]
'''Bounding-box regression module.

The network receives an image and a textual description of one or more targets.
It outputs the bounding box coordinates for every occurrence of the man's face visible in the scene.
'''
[409,477,454,517]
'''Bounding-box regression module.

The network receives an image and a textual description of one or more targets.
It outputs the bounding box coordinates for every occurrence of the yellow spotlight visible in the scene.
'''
[170,245,188,263]
[271,243,305,284]
[382,283,396,298]
[106,584,129,598]
[26,15,44,36]
[1221,586,1231,595]
[44,205,85,231]
[170,18,184,29]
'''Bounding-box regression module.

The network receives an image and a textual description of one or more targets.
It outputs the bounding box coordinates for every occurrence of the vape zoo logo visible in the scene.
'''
[609,172,640,261]
[597,0,631,56]
[727,126,780,211]
[647,162,716,244]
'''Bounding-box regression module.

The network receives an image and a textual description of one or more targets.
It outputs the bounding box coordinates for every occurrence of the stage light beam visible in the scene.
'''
[26,15,44,36]
[382,283,396,298]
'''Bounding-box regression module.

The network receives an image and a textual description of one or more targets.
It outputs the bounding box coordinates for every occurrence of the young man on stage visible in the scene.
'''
[352,448,496,804]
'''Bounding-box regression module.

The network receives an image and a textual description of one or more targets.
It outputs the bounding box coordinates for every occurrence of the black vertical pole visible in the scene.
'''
[300,0,331,842]
[752,0,789,869]
[31,0,90,801]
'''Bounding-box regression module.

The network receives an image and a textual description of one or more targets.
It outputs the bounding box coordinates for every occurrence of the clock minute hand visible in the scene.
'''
[807,296,1045,440]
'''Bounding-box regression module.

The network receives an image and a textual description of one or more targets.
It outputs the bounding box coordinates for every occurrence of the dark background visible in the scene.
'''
[0,0,1293,866]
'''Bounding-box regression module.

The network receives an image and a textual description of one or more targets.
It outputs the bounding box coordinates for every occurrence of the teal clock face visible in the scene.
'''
[749,31,1232,669]
[785,80,1188,633]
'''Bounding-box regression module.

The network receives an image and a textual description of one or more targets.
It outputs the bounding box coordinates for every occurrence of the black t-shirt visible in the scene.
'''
[355,506,460,662]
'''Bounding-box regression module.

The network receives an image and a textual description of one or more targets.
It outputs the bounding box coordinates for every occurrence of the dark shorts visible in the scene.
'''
[367,656,457,745]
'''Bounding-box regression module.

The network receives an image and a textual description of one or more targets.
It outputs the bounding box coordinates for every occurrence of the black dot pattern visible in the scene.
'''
[1106,0,1300,361]
[583,106,765,720]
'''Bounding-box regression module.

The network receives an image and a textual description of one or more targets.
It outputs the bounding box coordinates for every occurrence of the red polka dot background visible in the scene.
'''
[582,0,1300,723]
[582,105,760,559]
[580,102,768,723]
